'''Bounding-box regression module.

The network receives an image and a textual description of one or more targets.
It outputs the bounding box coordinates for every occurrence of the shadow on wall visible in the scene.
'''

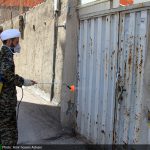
[60,38,66,61]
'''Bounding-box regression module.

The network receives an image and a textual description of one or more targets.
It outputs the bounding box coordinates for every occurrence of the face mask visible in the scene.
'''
[14,44,21,53]
[10,42,15,48]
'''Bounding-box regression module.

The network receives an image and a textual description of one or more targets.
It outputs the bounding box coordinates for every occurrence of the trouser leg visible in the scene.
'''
[0,108,18,146]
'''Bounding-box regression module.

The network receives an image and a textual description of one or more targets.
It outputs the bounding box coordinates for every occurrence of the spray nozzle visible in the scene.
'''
[66,85,75,92]
[35,82,76,92]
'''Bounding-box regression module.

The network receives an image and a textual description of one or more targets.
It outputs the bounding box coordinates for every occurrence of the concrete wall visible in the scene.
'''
[60,0,79,129]
[16,1,54,95]
[53,0,68,103]
[0,6,29,24]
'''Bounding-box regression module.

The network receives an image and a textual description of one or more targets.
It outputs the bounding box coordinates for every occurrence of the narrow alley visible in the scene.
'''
[16,87,85,145]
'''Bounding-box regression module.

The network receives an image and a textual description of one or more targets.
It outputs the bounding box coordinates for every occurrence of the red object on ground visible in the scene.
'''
[0,0,44,8]
[120,0,134,6]
[70,85,75,92]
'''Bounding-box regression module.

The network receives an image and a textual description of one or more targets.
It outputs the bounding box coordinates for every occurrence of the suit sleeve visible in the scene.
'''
[1,52,24,87]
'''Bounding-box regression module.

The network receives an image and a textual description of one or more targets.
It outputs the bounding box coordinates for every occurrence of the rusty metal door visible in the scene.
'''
[77,3,150,144]
[114,10,148,144]
[77,14,119,144]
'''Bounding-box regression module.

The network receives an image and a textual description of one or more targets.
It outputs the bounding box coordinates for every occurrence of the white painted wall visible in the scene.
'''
[134,0,150,4]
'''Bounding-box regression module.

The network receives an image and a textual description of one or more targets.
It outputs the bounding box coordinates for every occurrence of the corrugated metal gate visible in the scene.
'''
[114,10,148,144]
[77,6,149,144]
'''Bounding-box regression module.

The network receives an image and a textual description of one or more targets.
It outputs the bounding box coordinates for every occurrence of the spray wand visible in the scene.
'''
[17,82,75,120]
[36,82,76,92]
